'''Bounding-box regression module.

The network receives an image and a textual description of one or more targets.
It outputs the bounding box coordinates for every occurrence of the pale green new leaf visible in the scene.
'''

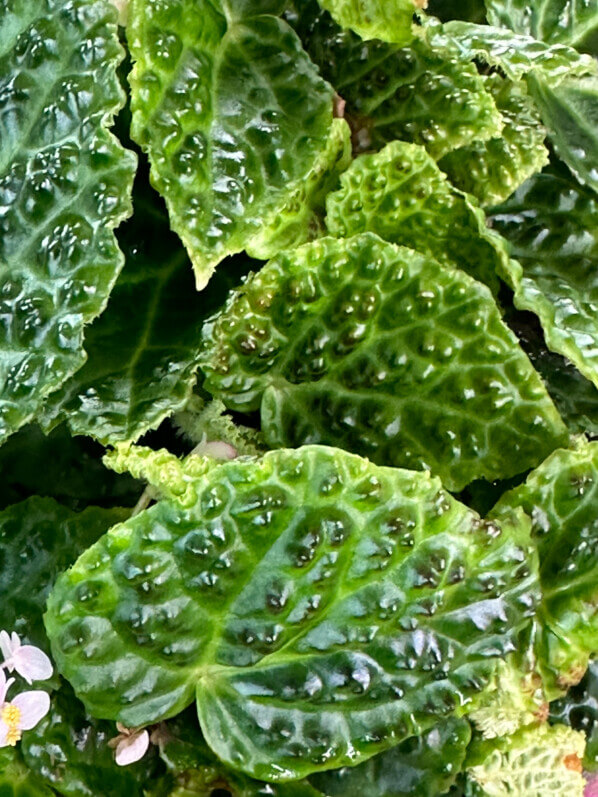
[528,73,598,196]
[492,440,598,696]
[325,140,512,291]
[485,0,598,49]
[128,0,350,289]
[464,724,585,796]
[490,166,598,388]
[315,0,417,43]
[45,445,540,781]
[429,20,596,85]
[199,234,567,491]
[440,75,549,206]
[0,0,136,443]
[290,4,502,159]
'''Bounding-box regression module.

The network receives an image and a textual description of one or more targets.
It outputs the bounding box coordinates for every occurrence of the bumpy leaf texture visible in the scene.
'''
[464,723,586,796]
[289,2,502,159]
[315,0,417,43]
[46,445,540,781]
[492,440,598,697]
[39,168,244,445]
[0,0,136,442]
[309,717,471,796]
[485,0,598,49]
[490,166,598,389]
[325,140,513,291]
[0,496,128,655]
[199,234,567,491]
[439,75,549,207]
[551,659,598,770]
[21,682,157,797]
[127,0,350,289]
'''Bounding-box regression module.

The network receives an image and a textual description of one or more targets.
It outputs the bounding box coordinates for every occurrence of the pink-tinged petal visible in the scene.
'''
[115,729,149,766]
[12,691,50,730]
[197,441,237,460]
[0,671,15,706]
[0,631,14,663]
[586,773,598,797]
[0,721,9,748]
[13,646,53,684]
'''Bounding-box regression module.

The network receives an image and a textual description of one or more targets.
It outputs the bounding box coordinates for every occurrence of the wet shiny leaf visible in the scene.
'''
[315,0,417,42]
[199,233,566,491]
[46,444,540,781]
[128,0,350,289]
[485,0,598,49]
[550,659,598,771]
[0,0,136,442]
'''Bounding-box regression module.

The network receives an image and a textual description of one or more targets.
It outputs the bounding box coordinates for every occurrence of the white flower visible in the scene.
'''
[0,631,53,685]
[0,668,50,747]
[109,723,150,766]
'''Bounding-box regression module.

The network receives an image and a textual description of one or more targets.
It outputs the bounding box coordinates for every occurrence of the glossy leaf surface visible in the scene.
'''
[309,717,471,796]
[0,496,128,654]
[39,170,238,445]
[291,4,502,159]
[492,440,598,695]
[326,140,513,291]
[464,723,585,796]
[0,0,136,442]
[200,234,566,491]
[528,74,598,196]
[128,0,349,289]
[315,0,417,43]
[46,445,539,780]
[490,166,598,388]
[440,75,549,207]
[485,0,598,48]
[21,682,157,797]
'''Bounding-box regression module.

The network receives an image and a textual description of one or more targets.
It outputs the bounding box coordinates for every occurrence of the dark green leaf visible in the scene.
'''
[0,749,53,797]
[46,444,540,781]
[128,0,350,289]
[550,659,598,771]
[199,233,567,491]
[0,0,136,442]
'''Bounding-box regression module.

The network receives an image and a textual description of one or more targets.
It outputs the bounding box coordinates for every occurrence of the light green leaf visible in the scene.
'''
[0,497,128,654]
[199,233,567,491]
[309,718,472,796]
[21,681,157,797]
[550,659,598,771]
[439,75,549,206]
[128,0,350,290]
[485,0,598,49]
[490,166,598,388]
[314,0,417,43]
[38,174,241,445]
[325,140,513,291]
[492,440,598,696]
[528,73,598,196]
[464,723,585,796]
[0,0,136,443]
[289,3,502,160]
[430,21,596,85]
[0,749,53,797]
[45,445,540,781]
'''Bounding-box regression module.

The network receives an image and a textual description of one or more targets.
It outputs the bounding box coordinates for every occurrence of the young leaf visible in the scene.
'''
[38,171,245,445]
[485,0,598,49]
[490,166,598,388]
[290,3,502,159]
[0,0,136,443]
[528,73,598,196]
[492,440,598,696]
[21,682,158,797]
[325,140,513,291]
[309,717,472,796]
[127,0,350,289]
[45,445,540,781]
[199,234,567,491]
[550,659,598,771]
[314,0,417,43]
[439,75,549,206]
[0,497,128,655]
[464,723,586,796]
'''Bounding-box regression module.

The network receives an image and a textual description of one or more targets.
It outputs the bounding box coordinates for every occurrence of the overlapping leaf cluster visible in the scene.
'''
[1,0,598,794]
